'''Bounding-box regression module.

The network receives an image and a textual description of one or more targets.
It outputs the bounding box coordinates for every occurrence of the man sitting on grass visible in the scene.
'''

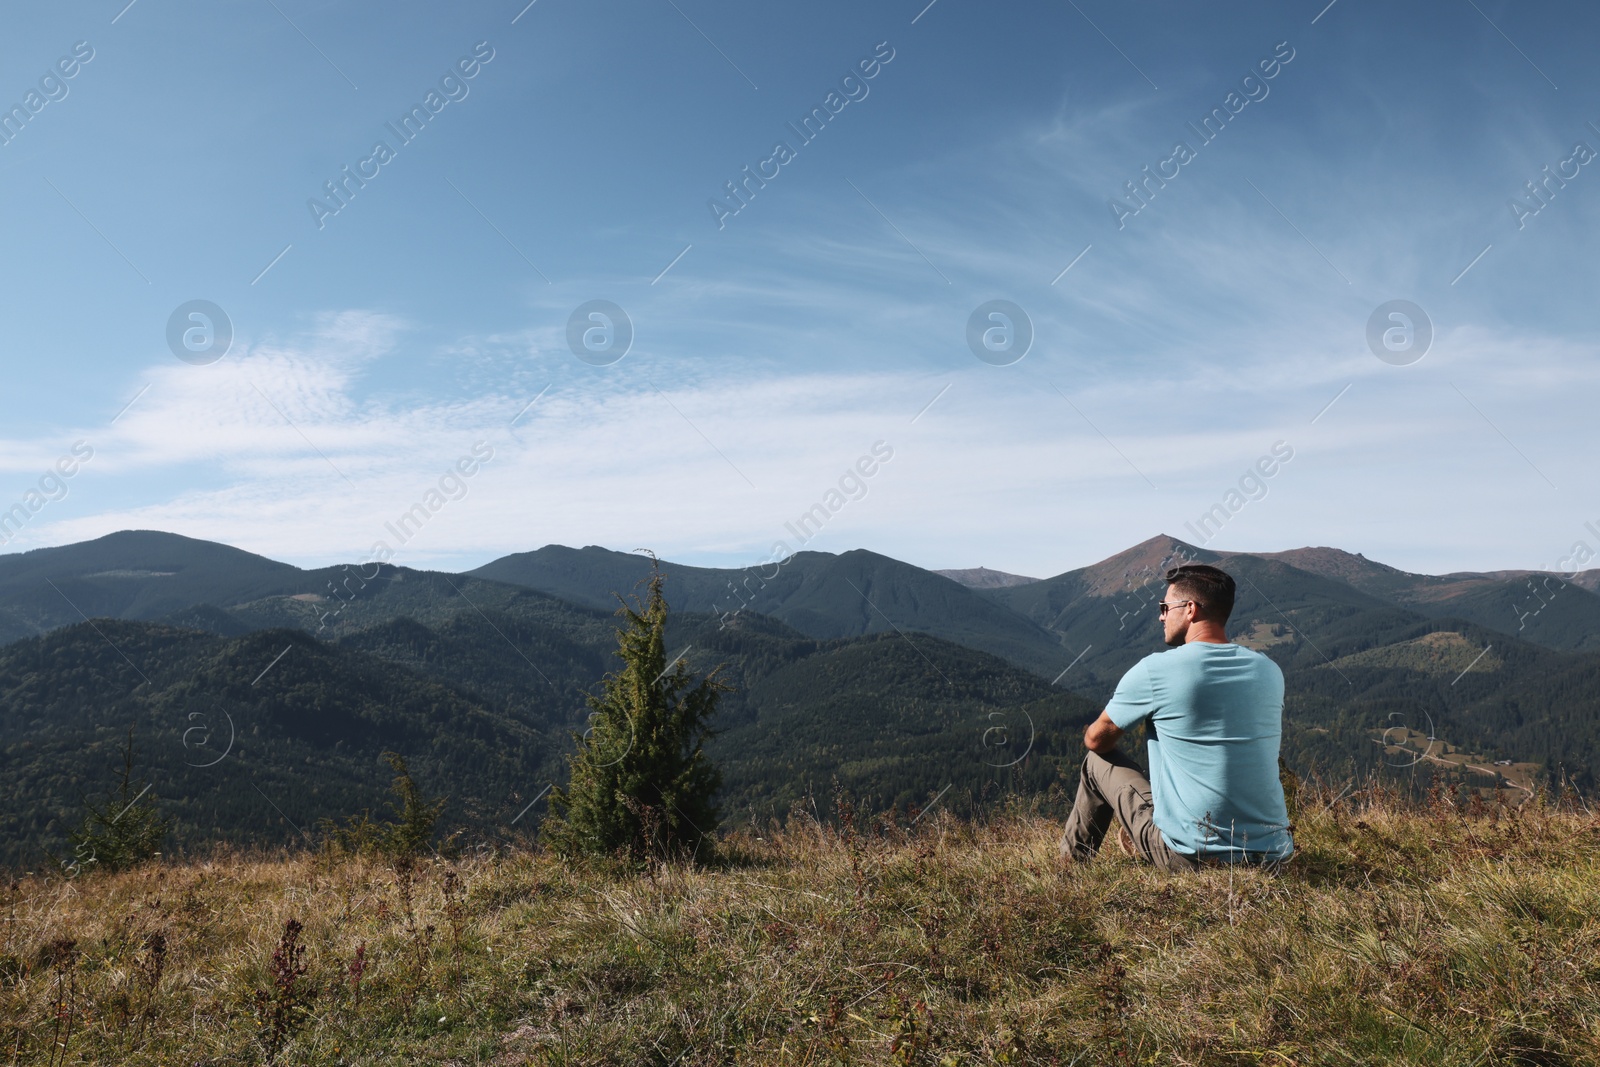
[1059,563,1294,871]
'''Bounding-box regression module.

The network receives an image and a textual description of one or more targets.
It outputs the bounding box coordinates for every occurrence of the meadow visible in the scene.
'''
[3,778,1597,1066]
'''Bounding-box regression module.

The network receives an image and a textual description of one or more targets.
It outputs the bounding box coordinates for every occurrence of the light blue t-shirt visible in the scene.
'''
[1105,642,1294,862]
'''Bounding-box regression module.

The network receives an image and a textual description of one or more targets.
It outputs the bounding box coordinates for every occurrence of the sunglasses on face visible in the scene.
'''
[1157,600,1193,616]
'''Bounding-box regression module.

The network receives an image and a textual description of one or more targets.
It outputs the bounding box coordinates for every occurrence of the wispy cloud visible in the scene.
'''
[2,298,1588,578]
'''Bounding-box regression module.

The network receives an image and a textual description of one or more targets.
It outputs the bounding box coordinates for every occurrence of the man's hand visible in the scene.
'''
[1083,709,1124,754]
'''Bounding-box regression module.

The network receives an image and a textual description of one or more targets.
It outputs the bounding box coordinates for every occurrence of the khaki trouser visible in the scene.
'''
[1059,749,1287,873]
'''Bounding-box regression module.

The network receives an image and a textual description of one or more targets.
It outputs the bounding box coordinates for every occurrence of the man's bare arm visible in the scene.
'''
[1083,710,1124,754]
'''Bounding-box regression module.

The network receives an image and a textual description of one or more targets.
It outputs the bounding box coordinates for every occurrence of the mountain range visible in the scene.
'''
[3,529,1598,869]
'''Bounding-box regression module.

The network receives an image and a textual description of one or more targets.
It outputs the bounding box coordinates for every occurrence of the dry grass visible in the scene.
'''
[3,781,1599,1066]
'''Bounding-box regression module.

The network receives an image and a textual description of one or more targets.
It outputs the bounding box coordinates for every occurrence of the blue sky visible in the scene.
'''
[1,0,1597,579]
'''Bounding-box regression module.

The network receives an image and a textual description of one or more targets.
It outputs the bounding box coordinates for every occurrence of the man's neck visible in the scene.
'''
[1185,622,1229,645]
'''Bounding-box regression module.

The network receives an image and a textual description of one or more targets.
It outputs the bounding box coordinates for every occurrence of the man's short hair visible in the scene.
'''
[1165,564,1236,622]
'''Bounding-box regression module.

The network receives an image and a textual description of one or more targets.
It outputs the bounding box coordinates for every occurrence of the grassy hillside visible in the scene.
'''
[1318,630,1505,675]
[1,781,1595,1065]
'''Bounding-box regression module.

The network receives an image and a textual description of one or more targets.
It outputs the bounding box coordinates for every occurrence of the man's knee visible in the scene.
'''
[1083,748,1145,789]
[1083,748,1131,777]
[1079,749,1118,798]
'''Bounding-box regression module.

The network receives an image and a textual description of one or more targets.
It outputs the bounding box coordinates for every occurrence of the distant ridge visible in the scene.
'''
[469,544,1070,677]
[935,567,1039,589]
[12,529,1600,668]
[1244,545,1431,598]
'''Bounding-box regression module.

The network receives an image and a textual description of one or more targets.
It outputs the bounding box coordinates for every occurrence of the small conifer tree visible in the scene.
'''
[65,726,167,874]
[317,751,448,866]
[545,559,729,862]
[379,751,449,863]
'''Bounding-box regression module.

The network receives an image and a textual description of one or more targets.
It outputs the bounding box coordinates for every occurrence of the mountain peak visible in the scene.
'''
[1074,534,1216,596]
[934,567,1039,589]
[0,529,299,579]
